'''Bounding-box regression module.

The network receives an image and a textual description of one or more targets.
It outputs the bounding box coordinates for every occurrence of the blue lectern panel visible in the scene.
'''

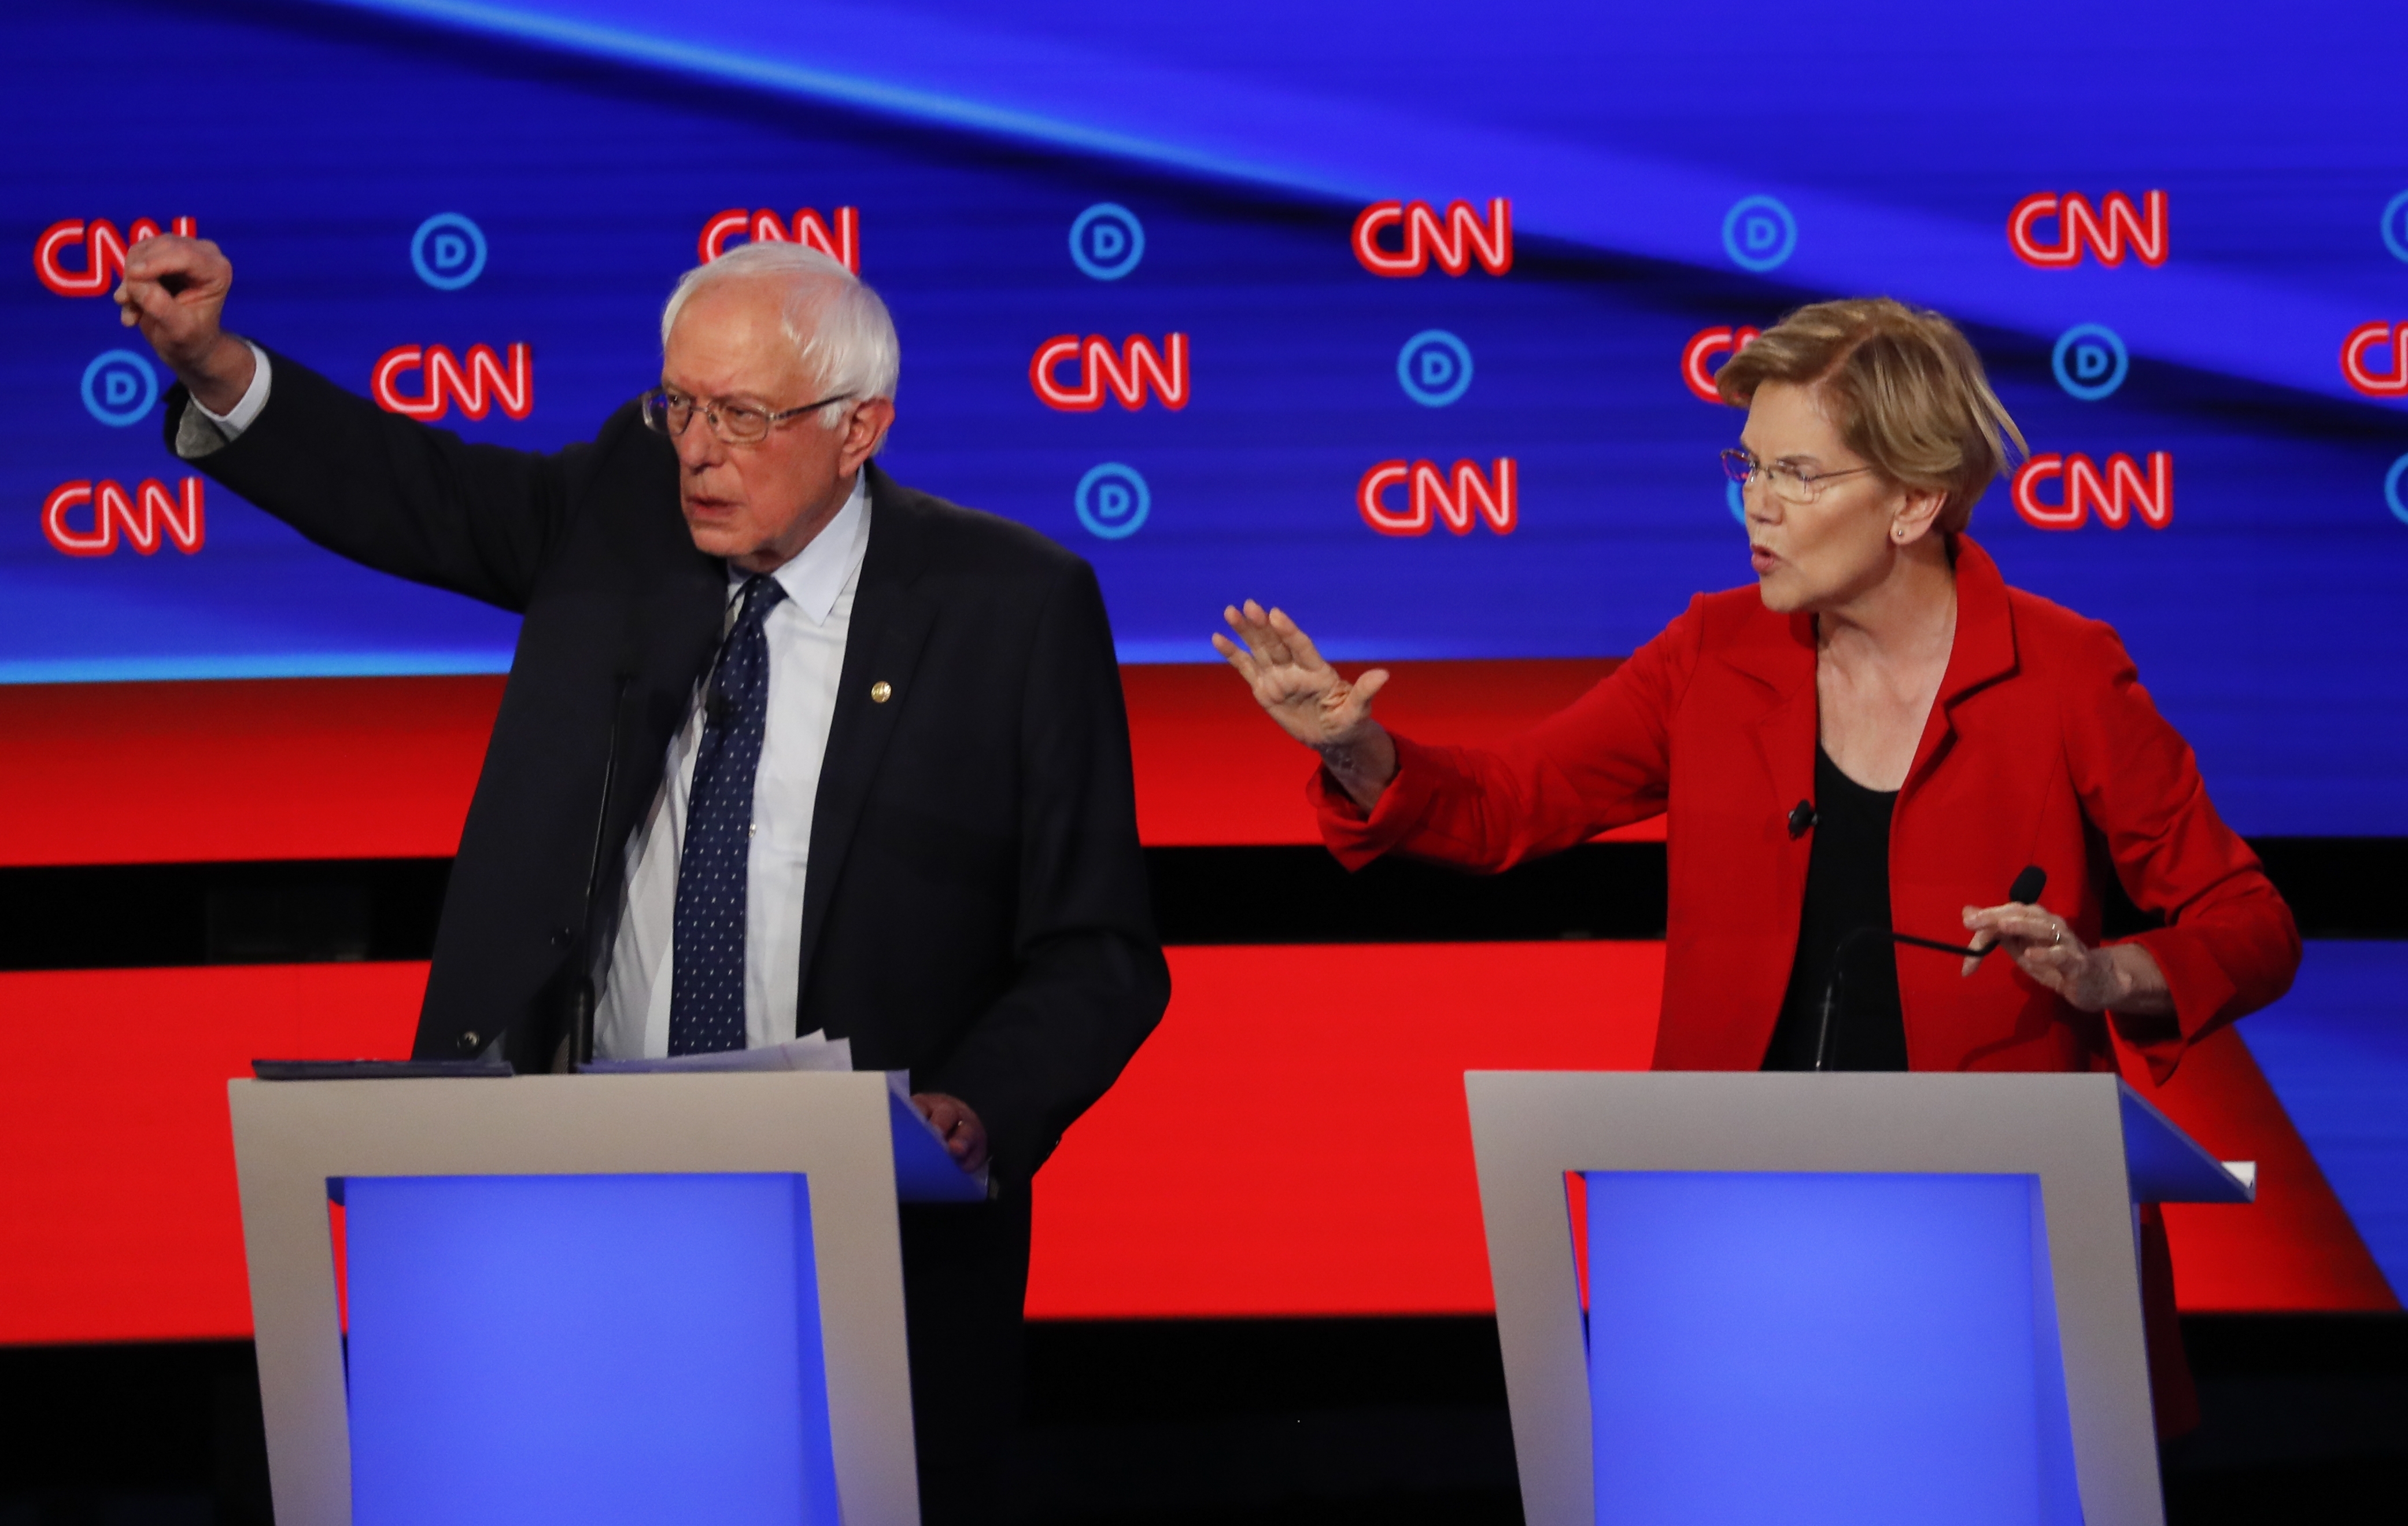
[1582,1171,2080,1526]
[343,1173,841,1526]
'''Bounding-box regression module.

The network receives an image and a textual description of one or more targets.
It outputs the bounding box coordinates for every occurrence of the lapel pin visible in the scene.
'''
[870,681,892,704]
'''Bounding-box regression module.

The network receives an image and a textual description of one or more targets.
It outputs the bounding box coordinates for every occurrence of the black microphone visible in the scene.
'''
[703,683,731,733]
[564,670,633,1070]
[1787,800,1816,839]
[1809,865,2047,1072]
[1955,865,2050,969]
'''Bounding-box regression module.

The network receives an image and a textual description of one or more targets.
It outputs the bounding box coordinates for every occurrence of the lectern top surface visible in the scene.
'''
[1461,1070,2250,1204]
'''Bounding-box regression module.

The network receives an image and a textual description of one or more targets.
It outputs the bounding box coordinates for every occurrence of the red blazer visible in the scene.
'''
[1317,537,2299,1083]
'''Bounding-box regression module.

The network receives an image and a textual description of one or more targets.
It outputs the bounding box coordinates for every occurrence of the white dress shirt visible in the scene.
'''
[592,475,870,1059]
[172,355,871,1060]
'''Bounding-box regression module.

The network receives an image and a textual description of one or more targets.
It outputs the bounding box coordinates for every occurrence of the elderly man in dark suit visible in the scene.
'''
[116,233,1170,1523]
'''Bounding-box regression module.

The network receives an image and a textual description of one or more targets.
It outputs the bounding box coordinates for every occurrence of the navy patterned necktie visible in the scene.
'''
[668,574,787,1055]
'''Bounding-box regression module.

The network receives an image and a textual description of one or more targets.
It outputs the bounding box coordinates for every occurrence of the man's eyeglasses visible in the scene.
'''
[640,388,852,445]
[1720,447,1876,506]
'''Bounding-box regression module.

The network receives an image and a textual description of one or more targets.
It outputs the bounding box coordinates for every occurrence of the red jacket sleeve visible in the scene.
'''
[2060,620,2301,1082]
[1313,596,1708,872]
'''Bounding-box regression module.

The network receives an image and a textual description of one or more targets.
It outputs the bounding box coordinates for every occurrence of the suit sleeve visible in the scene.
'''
[922,562,1172,1186]
[161,348,581,613]
[2063,622,2301,1082]
[1312,595,1708,872]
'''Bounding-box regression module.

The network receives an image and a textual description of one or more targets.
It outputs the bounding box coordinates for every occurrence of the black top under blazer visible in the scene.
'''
[165,353,1170,1188]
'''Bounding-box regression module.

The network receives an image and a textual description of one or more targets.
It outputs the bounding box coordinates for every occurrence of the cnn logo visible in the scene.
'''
[35,218,197,297]
[1352,199,1512,278]
[1683,326,1759,403]
[2341,322,2408,399]
[1357,459,1517,537]
[699,208,859,272]
[2008,192,2167,269]
[43,478,205,556]
[372,344,534,421]
[1030,335,1189,412]
[2012,453,2173,530]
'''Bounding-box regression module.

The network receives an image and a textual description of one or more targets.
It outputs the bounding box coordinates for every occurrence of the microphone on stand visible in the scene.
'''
[564,669,633,1069]
[1810,866,2048,1072]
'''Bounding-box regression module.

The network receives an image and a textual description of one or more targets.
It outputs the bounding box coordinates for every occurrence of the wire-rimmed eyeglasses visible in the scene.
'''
[1720,447,1876,506]
[640,387,852,445]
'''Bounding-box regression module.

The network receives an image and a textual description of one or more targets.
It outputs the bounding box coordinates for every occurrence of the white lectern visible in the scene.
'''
[229,1071,977,1526]
[1467,1072,2254,1526]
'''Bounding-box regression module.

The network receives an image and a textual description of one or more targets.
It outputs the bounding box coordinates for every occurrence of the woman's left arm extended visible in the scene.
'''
[1969,622,2300,1081]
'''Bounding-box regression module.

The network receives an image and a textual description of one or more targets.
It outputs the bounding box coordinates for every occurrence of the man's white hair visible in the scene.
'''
[659,242,900,431]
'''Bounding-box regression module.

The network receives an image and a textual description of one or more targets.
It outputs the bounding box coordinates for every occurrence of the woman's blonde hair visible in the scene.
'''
[1715,297,2026,533]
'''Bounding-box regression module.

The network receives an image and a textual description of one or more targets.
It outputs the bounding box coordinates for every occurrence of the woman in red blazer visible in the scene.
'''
[1216,297,2298,1432]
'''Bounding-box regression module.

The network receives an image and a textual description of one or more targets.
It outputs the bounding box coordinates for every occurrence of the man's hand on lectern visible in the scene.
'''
[113,234,256,416]
[913,1092,989,1175]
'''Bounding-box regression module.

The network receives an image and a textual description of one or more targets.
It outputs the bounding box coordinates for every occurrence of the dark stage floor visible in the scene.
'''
[2,1314,2402,1524]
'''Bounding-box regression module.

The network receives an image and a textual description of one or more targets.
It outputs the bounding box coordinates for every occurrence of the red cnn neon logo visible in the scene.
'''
[698,208,860,272]
[1357,459,1517,536]
[2340,322,2408,398]
[1030,334,1190,411]
[42,478,205,556]
[2012,453,2173,530]
[2008,192,2168,269]
[35,218,198,296]
[1351,200,1512,278]
[372,344,534,421]
[1682,326,1759,403]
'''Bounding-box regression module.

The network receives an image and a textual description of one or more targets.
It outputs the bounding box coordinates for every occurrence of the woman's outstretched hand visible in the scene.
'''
[1213,601,1399,810]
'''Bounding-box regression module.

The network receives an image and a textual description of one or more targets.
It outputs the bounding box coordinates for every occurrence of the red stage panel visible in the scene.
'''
[1029,944,2398,1319]
[1028,942,1666,1318]
[0,664,1655,865]
[0,677,501,867]
[1122,659,1661,845]
[2134,1027,2399,1311]
[0,951,2389,1345]
[0,964,422,1346]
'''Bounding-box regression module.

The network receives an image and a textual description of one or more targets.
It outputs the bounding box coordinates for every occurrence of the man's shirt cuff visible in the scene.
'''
[173,341,272,459]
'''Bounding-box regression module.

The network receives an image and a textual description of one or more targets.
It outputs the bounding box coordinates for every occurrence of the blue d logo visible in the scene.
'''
[2383,191,2408,265]
[82,348,158,427]
[1070,204,1145,281]
[1397,330,1473,407]
[1075,463,1151,539]
[2051,323,2129,401]
[411,213,487,290]
[1722,196,1797,272]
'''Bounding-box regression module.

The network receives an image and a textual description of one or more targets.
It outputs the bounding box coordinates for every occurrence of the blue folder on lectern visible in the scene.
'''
[1467,1072,2254,1526]
[228,1072,974,1526]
